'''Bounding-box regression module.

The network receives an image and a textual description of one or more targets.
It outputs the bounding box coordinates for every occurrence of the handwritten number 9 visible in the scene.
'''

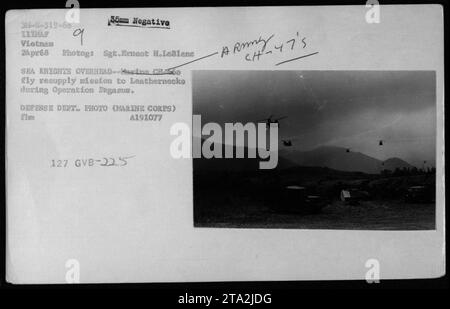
[73,28,84,46]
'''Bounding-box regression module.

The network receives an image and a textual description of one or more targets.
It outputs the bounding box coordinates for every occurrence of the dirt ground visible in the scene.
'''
[195,200,435,230]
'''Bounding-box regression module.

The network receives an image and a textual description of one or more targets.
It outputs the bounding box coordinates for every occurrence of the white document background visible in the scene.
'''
[6,5,445,283]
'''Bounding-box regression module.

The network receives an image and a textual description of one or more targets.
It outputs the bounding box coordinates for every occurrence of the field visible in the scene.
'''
[195,199,435,230]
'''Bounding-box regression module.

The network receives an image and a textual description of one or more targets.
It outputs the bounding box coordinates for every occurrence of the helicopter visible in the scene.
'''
[282,140,293,146]
[256,115,288,128]
[346,140,385,153]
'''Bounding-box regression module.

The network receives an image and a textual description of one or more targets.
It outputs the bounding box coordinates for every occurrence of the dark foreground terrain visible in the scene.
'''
[194,164,436,230]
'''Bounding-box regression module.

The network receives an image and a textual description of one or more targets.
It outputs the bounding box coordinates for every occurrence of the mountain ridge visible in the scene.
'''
[280,145,414,174]
[193,138,414,174]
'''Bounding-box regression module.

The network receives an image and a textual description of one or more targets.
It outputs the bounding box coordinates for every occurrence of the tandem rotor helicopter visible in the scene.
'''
[256,115,294,147]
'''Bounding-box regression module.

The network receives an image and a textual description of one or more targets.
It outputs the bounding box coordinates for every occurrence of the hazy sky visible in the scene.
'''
[193,71,436,167]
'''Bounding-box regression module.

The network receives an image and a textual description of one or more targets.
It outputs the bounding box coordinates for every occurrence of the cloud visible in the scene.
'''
[193,70,436,166]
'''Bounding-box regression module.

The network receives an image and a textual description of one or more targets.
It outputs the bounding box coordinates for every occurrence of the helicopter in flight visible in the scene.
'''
[346,140,384,153]
[282,140,293,146]
[256,115,288,128]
